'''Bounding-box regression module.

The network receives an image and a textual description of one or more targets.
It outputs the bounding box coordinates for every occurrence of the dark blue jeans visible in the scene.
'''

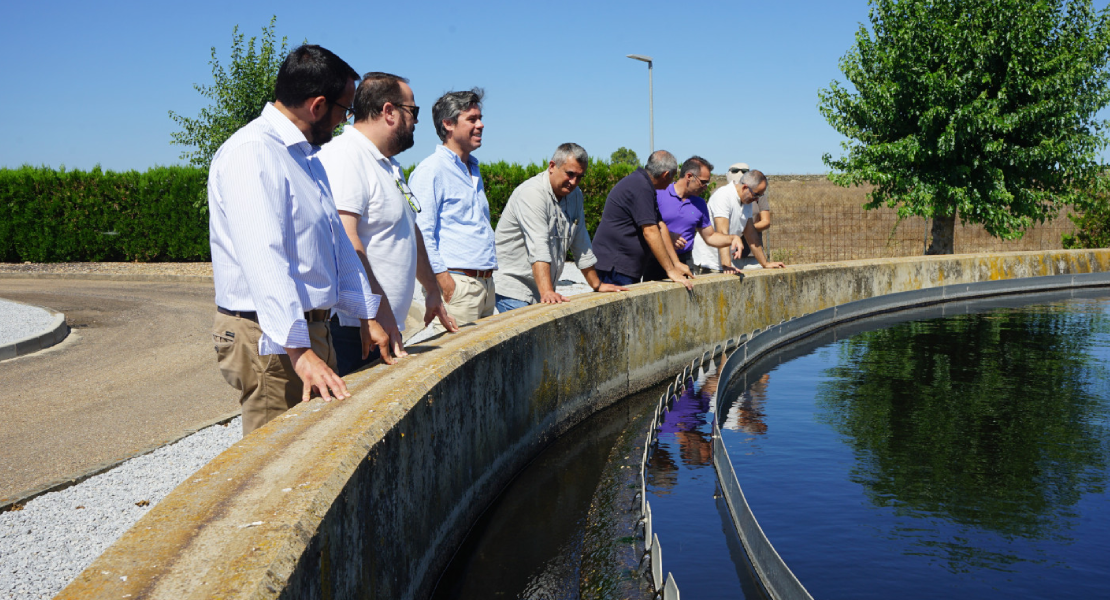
[598,267,638,287]
[495,294,530,313]
[328,316,382,376]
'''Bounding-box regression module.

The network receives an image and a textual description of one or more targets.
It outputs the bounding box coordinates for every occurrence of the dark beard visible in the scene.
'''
[308,115,336,146]
[389,127,415,155]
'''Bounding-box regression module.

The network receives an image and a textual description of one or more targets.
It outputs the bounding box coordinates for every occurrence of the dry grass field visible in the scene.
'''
[727,175,1079,265]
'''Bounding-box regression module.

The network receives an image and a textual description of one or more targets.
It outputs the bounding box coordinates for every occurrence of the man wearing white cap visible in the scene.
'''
[727,163,772,259]
[692,169,784,272]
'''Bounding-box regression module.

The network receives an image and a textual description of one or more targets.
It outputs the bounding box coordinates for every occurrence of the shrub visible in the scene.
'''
[0,165,209,262]
[0,159,643,263]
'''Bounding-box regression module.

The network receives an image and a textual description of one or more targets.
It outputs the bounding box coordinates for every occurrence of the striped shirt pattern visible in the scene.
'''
[208,103,380,355]
[409,145,497,273]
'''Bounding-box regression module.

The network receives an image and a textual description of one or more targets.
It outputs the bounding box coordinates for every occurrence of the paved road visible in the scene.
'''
[0,278,238,501]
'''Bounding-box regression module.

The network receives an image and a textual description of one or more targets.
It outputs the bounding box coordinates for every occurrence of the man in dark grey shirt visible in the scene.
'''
[591,150,695,289]
[492,143,628,311]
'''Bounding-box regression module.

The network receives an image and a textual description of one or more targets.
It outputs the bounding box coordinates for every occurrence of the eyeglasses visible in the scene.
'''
[728,167,749,174]
[331,100,355,122]
[395,178,421,213]
[697,177,711,186]
[396,104,420,119]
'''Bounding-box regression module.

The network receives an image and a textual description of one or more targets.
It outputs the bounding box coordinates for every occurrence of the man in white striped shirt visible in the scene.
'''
[208,45,387,435]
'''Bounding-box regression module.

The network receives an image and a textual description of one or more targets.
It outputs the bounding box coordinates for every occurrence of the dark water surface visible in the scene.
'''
[432,290,1110,599]
[721,292,1110,599]
[432,385,662,599]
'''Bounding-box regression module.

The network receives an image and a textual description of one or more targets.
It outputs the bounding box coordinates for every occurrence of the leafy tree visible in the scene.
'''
[1063,176,1110,248]
[819,0,1110,254]
[609,147,640,168]
[169,16,288,173]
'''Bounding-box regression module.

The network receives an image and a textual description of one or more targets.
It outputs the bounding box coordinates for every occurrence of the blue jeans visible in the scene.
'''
[328,316,382,376]
[495,294,530,313]
[598,267,638,287]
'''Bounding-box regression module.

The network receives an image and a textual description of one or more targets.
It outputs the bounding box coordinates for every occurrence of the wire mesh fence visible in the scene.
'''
[756,175,1078,265]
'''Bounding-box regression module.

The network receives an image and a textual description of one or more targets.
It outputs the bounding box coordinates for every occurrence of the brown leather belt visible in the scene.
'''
[448,268,495,278]
[217,306,331,323]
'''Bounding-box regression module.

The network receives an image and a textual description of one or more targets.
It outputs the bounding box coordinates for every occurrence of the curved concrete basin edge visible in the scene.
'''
[54,249,1110,600]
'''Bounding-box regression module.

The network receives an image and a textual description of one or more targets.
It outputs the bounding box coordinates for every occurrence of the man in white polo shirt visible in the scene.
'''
[727,162,773,259]
[691,169,785,273]
[319,72,457,375]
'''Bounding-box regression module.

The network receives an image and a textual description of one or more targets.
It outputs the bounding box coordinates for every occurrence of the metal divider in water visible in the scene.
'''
[633,337,748,599]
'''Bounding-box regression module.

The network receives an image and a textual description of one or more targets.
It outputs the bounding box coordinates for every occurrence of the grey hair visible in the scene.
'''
[679,155,713,178]
[739,169,767,190]
[432,88,484,142]
[644,150,677,179]
[551,143,588,167]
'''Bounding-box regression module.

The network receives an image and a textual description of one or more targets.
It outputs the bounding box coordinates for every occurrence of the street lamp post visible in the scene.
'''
[626,54,653,155]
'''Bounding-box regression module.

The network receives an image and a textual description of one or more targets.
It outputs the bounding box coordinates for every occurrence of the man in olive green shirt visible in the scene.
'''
[493,143,627,311]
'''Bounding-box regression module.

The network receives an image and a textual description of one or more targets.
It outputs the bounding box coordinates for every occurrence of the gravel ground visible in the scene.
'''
[0,300,56,346]
[0,265,599,599]
[0,262,214,277]
[0,417,242,600]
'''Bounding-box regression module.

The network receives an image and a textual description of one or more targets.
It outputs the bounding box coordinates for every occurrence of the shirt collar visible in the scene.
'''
[534,170,560,204]
[436,144,479,170]
[261,103,311,149]
[664,183,681,201]
[345,127,388,162]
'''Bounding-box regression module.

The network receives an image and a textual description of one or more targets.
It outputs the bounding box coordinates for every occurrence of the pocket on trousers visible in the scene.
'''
[213,332,243,391]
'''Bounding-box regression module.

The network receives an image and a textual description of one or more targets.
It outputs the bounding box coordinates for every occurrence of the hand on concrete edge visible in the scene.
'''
[287,347,350,402]
[597,283,629,293]
[425,295,459,333]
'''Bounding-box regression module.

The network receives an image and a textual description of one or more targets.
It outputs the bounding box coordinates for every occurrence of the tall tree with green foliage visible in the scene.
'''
[169,16,288,173]
[819,0,1110,254]
[610,147,640,167]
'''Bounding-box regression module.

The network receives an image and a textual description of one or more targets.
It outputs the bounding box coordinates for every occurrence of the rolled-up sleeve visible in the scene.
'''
[215,142,311,352]
[569,196,598,270]
[410,168,446,273]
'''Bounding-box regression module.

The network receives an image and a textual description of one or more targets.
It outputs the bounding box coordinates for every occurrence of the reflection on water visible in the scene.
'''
[646,358,766,599]
[817,304,1110,546]
[724,295,1110,599]
[722,372,769,436]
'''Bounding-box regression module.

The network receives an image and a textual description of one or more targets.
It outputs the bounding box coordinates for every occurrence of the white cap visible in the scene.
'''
[726,162,750,184]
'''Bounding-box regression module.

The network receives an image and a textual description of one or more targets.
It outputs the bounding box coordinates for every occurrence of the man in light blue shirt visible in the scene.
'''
[409,88,497,333]
[208,45,386,434]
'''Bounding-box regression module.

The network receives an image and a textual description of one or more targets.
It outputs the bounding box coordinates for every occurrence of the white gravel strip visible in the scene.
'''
[0,268,601,599]
[0,299,57,346]
[0,418,242,600]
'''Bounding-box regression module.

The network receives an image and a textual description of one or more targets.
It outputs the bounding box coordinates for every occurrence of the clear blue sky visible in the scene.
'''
[2,0,1108,175]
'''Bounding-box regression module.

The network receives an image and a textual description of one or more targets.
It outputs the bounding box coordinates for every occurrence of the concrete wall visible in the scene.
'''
[56,250,1110,600]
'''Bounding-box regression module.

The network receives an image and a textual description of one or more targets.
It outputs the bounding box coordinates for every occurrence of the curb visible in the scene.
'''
[0,410,241,513]
[0,302,70,361]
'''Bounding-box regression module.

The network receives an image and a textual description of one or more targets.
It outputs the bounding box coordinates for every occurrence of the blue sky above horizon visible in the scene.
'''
[3,0,1109,175]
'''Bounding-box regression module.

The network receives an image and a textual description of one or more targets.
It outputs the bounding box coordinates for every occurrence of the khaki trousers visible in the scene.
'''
[212,312,337,435]
[433,272,495,334]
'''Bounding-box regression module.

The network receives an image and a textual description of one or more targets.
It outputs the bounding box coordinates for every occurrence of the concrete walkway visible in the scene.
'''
[0,278,239,504]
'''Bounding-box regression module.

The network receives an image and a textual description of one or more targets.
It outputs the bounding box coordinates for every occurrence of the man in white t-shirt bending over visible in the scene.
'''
[319,72,458,375]
[691,169,785,273]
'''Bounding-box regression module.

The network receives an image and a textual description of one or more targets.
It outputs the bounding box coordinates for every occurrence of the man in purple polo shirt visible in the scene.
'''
[591,150,694,289]
[644,156,740,281]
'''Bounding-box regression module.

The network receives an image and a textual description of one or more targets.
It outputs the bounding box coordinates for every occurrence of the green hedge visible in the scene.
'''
[1,159,640,263]
[0,165,210,262]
